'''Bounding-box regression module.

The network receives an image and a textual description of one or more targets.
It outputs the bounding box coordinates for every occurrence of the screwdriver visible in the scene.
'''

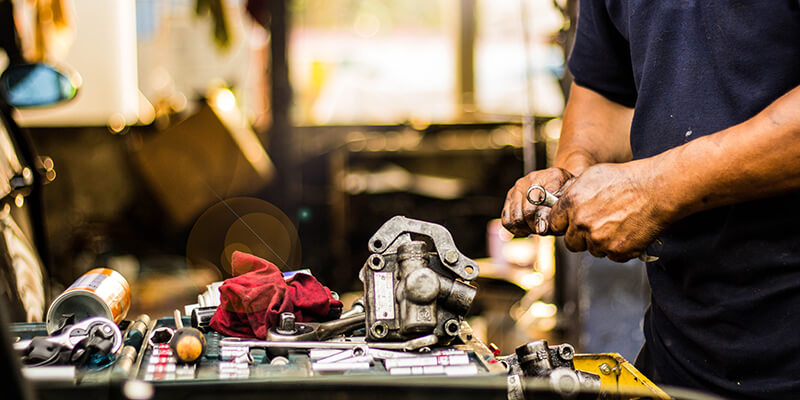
[525,184,659,262]
[170,309,207,363]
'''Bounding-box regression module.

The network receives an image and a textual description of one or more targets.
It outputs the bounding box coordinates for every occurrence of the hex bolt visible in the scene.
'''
[277,312,296,334]
[444,250,459,265]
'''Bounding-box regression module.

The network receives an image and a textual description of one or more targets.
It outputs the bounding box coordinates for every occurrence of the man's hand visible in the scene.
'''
[501,167,574,237]
[501,83,800,262]
[548,161,672,262]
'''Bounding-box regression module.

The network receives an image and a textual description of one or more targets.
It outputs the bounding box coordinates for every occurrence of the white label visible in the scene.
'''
[373,272,395,320]
[384,354,470,369]
[67,273,107,291]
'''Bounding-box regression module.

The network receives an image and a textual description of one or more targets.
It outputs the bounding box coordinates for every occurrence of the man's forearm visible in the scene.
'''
[650,85,800,221]
[554,83,635,175]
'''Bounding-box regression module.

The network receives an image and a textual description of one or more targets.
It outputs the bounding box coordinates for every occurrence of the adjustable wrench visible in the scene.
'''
[526,184,659,262]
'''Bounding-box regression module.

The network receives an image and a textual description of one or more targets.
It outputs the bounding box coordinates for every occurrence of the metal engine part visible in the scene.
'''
[359,216,479,345]
[500,340,601,397]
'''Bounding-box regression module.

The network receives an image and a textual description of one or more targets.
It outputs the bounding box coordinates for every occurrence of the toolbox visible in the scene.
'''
[10,317,675,400]
[11,316,505,381]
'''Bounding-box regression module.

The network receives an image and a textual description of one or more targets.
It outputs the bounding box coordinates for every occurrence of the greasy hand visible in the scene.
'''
[549,161,670,262]
[501,167,574,236]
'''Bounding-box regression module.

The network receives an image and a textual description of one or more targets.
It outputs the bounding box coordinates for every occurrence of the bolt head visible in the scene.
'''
[278,312,296,333]
[444,250,459,264]
[599,363,612,375]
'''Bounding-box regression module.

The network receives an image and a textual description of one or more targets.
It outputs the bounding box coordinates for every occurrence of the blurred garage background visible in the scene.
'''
[2,0,647,361]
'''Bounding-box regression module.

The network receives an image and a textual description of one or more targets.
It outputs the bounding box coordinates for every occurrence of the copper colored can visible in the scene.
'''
[46,268,131,334]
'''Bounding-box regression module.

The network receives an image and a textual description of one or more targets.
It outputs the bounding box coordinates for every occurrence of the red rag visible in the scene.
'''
[209,251,343,339]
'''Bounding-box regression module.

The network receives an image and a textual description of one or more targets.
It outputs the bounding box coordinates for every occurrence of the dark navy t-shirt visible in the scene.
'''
[568,1,800,398]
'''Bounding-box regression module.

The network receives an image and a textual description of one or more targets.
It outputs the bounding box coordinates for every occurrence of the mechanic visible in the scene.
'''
[502,2,800,399]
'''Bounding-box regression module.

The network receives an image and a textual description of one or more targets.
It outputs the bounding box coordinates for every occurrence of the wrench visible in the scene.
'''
[313,344,418,364]
[526,184,660,262]
[14,316,123,354]
[266,312,365,342]
[220,333,438,352]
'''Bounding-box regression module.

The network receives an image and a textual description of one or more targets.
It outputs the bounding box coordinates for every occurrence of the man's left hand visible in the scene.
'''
[548,161,673,262]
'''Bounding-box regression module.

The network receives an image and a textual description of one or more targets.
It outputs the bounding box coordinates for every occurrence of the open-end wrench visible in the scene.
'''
[220,333,438,352]
[526,184,659,262]
[310,345,470,374]
[312,344,418,364]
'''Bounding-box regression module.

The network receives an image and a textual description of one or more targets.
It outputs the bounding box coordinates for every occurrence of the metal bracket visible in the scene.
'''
[367,216,479,280]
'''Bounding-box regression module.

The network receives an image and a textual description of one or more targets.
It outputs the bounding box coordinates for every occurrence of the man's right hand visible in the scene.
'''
[501,167,574,237]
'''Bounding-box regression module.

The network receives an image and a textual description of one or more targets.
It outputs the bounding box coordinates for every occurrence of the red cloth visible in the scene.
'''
[210,251,342,339]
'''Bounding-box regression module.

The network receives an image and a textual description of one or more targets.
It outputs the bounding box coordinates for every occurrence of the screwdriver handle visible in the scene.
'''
[170,309,206,363]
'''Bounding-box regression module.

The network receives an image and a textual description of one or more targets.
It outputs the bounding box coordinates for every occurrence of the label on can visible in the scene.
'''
[372,271,395,320]
[63,268,131,323]
[66,271,109,291]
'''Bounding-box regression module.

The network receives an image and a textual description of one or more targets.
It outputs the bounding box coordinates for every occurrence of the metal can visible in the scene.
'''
[46,268,131,334]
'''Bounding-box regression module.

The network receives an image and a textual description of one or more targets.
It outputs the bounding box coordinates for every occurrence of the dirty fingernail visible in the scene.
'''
[536,220,547,234]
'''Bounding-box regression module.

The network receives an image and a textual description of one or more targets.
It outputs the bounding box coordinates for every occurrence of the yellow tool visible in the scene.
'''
[573,353,670,399]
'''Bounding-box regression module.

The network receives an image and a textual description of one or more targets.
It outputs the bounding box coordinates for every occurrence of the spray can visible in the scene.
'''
[46,268,131,334]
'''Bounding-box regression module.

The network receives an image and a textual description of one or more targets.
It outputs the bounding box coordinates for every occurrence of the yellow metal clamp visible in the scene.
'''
[573,353,670,399]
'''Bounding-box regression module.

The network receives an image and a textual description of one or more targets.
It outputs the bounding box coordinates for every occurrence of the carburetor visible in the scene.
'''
[359,216,479,345]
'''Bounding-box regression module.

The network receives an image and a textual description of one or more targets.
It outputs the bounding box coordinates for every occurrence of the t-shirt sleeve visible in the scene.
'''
[567,1,637,107]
